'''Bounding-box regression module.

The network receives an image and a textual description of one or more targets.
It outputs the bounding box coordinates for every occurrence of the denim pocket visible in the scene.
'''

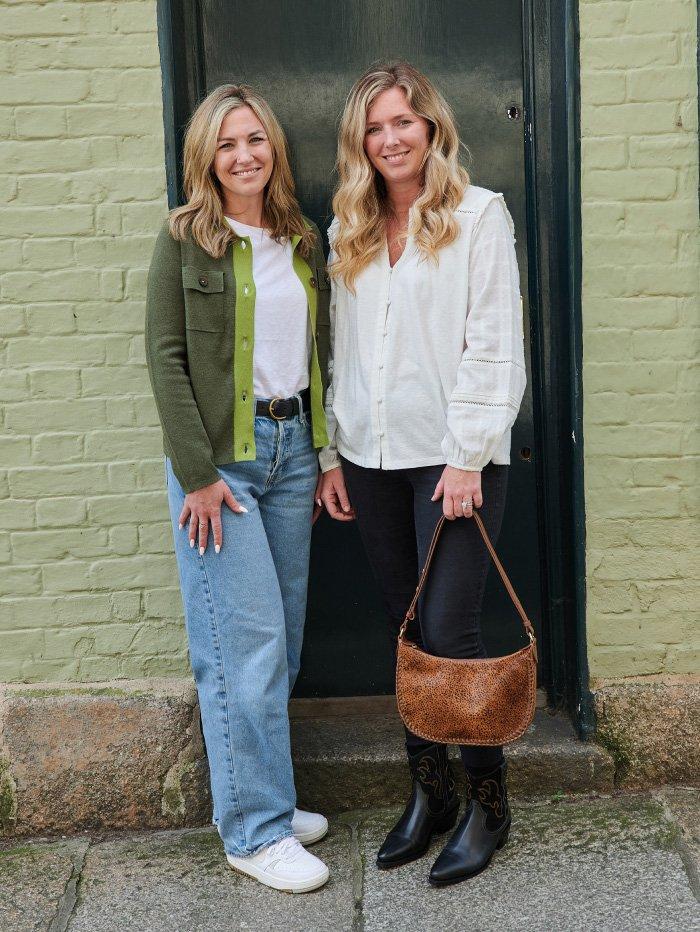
[253,414,277,449]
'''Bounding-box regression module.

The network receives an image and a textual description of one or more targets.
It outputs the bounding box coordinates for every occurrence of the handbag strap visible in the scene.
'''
[399,512,536,647]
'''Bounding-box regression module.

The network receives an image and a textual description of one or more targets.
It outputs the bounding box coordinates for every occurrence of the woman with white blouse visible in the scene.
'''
[319,62,526,887]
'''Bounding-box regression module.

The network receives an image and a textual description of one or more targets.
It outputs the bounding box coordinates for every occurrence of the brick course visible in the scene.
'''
[580,0,699,680]
[0,0,697,686]
[0,0,188,681]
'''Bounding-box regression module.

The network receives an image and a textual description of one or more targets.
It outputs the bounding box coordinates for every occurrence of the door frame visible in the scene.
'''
[155,0,594,737]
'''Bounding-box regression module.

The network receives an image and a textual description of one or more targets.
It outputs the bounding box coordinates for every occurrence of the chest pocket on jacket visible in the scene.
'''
[182,266,225,332]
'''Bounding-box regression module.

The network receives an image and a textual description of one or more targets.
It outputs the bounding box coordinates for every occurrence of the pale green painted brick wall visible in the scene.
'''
[580,0,699,681]
[1,1,698,686]
[0,0,190,681]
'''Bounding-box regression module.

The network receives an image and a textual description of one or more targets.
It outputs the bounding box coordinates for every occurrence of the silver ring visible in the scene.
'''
[461,499,472,509]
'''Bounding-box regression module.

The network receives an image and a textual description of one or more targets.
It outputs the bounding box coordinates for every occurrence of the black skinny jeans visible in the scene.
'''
[341,456,508,773]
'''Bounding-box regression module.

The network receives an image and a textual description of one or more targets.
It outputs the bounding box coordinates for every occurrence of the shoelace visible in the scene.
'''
[261,835,303,868]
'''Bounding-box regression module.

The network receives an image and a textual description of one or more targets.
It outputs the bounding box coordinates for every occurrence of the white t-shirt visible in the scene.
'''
[225,218,310,399]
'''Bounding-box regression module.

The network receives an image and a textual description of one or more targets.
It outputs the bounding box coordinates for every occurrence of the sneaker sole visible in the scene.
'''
[227,858,329,894]
[294,823,329,846]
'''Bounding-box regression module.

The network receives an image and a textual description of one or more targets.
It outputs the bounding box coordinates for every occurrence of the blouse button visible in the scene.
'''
[240,241,247,249]
[243,285,250,296]
[309,276,317,289]
[198,276,208,288]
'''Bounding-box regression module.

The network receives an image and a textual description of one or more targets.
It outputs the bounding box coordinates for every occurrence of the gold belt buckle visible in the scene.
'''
[268,397,285,421]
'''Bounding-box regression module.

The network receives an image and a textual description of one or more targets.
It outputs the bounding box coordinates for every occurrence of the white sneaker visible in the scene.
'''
[226,836,329,893]
[292,807,329,845]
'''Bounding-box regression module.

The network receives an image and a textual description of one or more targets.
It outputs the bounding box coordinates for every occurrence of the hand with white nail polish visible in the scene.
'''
[312,471,324,525]
[177,478,247,555]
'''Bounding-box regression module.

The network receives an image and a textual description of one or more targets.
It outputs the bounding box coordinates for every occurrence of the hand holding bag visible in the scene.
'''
[396,511,538,746]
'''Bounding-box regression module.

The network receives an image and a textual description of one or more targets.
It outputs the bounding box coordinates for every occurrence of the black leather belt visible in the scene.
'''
[255,387,310,421]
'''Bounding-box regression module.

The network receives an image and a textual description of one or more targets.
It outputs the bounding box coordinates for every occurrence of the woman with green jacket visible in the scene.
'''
[145,84,331,893]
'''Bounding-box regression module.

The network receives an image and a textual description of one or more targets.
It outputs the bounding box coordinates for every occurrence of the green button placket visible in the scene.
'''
[230,231,328,462]
[232,236,256,460]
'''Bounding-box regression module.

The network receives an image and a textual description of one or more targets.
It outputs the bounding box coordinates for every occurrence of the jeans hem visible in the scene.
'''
[225,828,294,859]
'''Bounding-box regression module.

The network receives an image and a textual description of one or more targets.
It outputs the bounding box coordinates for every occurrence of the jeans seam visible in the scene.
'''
[265,421,284,490]
[195,551,248,850]
[276,420,293,485]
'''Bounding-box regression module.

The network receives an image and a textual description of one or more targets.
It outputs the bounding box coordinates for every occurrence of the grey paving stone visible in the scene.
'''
[2,794,697,931]
[358,796,700,932]
[69,823,356,932]
[0,837,85,932]
[657,785,700,900]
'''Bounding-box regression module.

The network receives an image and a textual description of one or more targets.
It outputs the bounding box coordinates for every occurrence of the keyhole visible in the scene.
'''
[507,106,521,121]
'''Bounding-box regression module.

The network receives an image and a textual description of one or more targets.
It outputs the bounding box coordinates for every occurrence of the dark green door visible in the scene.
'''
[198,0,542,696]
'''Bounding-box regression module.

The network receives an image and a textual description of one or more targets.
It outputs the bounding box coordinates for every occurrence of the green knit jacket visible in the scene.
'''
[145,219,330,493]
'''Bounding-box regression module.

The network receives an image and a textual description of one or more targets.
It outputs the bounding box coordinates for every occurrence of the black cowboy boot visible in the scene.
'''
[428,759,511,886]
[377,743,459,869]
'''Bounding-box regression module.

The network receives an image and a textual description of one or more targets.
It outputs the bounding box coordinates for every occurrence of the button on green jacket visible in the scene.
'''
[145,219,330,493]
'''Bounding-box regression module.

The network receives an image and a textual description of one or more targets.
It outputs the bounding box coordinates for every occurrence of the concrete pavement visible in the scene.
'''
[1,789,698,932]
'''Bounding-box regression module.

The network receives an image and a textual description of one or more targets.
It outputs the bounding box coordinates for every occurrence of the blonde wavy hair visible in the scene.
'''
[169,84,315,259]
[332,62,469,288]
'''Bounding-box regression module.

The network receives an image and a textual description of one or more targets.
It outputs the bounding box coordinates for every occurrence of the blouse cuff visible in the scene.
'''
[319,445,341,473]
[441,435,487,472]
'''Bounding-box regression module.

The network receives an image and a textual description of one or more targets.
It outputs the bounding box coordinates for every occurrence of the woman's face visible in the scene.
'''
[363,86,431,187]
[213,105,274,209]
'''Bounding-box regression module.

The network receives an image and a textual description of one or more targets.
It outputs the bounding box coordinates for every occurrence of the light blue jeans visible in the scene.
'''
[165,411,318,856]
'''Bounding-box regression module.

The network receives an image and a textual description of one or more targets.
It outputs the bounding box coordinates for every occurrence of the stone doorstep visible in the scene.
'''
[0,682,614,838]
[291,698,615,814]
[592,681,700,788]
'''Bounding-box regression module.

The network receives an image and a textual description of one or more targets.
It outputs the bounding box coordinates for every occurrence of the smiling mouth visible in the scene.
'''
[383,152,410,162]
[232,167,261,177]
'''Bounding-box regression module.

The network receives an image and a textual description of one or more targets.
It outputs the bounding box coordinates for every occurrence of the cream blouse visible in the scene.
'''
[319,185,527,473]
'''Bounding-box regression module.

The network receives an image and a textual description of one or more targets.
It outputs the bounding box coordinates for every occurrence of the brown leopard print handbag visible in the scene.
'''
[396,512,538,746]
